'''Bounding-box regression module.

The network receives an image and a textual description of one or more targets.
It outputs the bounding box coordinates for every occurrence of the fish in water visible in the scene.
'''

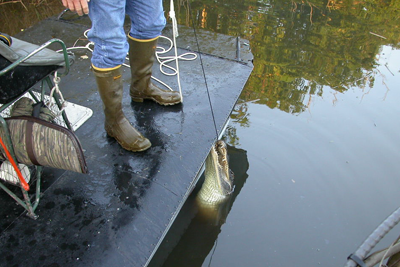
[196,140,234,206]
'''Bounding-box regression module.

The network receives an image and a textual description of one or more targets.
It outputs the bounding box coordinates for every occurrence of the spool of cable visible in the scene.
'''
[0,32,12,46]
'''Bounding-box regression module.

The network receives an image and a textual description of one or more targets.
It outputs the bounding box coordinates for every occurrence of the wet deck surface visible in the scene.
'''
[0,15,252,267]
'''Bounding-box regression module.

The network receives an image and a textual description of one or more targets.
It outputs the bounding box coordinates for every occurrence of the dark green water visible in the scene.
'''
[152,1,400,266]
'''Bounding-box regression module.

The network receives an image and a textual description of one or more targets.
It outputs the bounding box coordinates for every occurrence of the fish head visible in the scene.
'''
[213,140,234,196]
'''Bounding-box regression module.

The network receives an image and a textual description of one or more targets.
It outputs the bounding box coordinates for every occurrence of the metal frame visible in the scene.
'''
[0,38,73,219]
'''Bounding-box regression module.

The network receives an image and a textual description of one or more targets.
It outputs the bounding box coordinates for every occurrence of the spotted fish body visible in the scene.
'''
[197,140,234,205]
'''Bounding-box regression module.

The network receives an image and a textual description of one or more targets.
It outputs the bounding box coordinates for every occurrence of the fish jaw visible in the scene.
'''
[214,140,234,195]
[197,140,234,204]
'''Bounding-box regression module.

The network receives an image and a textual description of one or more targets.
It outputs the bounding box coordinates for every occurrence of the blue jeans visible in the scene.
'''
[88,0,166,69]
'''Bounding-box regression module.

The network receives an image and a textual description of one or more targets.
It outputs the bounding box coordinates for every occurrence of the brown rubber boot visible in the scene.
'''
[93,66,151,152]
[128,36,182,106]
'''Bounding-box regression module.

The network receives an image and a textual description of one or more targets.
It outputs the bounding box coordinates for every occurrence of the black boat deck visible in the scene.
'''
[0,15,252,267]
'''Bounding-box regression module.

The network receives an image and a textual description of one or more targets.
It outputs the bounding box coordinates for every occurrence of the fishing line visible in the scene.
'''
[208,238,218,267]
[188,5,219,140]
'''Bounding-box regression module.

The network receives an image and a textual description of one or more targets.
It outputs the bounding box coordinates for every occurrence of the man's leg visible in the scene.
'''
[126,0,181,106]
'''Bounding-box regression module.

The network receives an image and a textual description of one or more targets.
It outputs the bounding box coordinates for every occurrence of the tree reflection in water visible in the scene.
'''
[173,0,400,117]
[0,0,64,36]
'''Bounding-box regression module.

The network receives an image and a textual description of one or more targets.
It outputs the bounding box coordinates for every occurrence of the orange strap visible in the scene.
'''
[0,135,29,191]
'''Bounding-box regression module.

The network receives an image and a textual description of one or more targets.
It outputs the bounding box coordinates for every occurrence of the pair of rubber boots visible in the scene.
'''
[93,37,181,152]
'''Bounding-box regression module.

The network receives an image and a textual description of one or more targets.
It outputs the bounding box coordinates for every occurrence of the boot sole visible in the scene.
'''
[131,96,181,106]
[120,141,151,152]
[106,131,151,152]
